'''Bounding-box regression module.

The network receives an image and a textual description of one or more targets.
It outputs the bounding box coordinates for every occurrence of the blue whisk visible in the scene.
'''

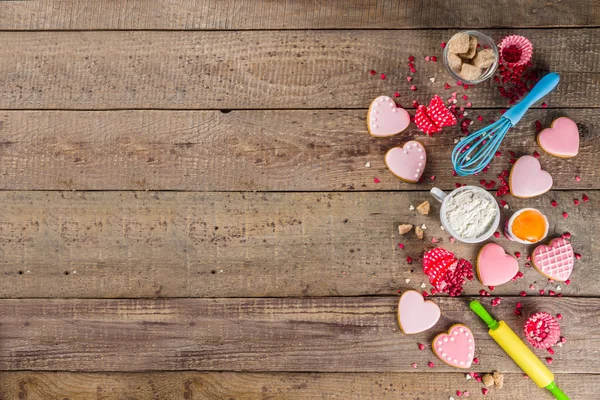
[452,72,560,176]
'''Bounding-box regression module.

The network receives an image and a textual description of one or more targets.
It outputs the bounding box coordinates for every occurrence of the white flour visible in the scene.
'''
[445,189,497,239]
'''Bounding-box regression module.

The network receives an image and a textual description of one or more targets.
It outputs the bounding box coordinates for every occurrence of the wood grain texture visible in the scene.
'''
[0,297,597,372]
[0,30,598,110]
[0,109,597,191]
[0,191,596,298]
[0,371,596,400]
[1,0,599,30]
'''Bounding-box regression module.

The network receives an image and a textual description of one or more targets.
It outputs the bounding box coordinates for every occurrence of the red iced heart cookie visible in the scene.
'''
[367,96,411,137]
[397,290,441,334]
[384,140,426,183]
[532,238,574,281]
[537,117,579,158]
[423,248,474,296]
[414,95,457,136]
[476,243,519,286]
[509,155,553,198]
[432,324,475,369]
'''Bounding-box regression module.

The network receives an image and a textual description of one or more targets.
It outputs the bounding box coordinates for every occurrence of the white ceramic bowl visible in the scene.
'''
[430,185,500,244]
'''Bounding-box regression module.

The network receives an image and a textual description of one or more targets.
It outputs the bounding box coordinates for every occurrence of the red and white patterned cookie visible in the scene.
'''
[531,238,574,281]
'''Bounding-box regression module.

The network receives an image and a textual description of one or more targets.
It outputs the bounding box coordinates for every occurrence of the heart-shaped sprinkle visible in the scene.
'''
[367,96,410,137]
[537,117,579,158]
[397,290,441,334]
[385,141,427,183]
[532,238,574,281]
[477,243,519,286]
[432,324,475,369]
[509,155,553,198]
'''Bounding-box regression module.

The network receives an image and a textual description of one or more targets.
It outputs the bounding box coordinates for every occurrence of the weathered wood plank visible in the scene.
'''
[0,297,597,372]
[0,30,598,110]
[0,371,596,400]
[0,109,596,191]
[0,191,595,298]
[1,0,598,30]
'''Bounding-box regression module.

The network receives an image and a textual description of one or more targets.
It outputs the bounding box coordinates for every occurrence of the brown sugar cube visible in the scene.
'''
[459,63,482,81]
[416,201,430,215]
[493,371,504,389]
[482,373,495,387]
[447,32,470,54]
[447,53,463,72]
[459,36,478,59]
[398,224,413,235]
[415,226,424,240]
[473,48,497,69]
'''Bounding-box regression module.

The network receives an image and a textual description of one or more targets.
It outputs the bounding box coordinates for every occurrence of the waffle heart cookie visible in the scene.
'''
[531,237,574,281]
[432,324,475,369]
[414,95,457,136]
[423,248,474,296]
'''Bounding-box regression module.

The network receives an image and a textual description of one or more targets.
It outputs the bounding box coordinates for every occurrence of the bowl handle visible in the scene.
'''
[430,187,447,203]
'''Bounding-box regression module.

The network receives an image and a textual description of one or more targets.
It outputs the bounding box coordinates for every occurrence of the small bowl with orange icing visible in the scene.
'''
[504,208,549,244]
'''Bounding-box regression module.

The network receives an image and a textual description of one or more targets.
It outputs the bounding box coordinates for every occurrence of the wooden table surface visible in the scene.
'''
[0,1,598,399]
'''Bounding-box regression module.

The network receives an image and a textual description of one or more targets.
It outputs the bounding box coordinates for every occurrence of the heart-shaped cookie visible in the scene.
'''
[509,155,553,198]
[367,96,410,137]
[432,324,475,369]
[385,141,427,183]
[537,117,579,158]
[397,290,440,334]
[477,243,519,286]
[532,238,574,281]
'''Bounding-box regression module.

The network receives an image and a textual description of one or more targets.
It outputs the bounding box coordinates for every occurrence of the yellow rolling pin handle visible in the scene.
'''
[470,301,569,400]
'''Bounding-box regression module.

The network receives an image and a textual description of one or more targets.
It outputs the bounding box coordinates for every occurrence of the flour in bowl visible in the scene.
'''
[445,188,497,239]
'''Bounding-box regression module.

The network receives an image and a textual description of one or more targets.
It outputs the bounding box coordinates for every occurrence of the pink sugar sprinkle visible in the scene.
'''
[514,251,521,258]
[551,200,558,207]
[418,343,425,350]
[565,279,571,285]
[380,73,386,80]
[424,56,430,62]
[462,95,468,100]
[373,178,380,183]
[466,102,472,107]
[573,198,580,205]
[407,76,413,82]
[520,291,527,297]
[529,284,535,290]
[422,291,429,297]
[576,175,581,182]
[431,237,438,243]
[533,151,540,158]
[430,175,436,181]
[493,232,500,238]
[477,115,483,121]
[398,243,405,249]
[408,55,415,62]
[444,83,451,89]
[406,256,413,264]
[539,289,545,295]
[410,85,417,91]
[562,212,569,219]
[428,361,435,368]
[457,81,463,86]
[411,362,417,368]
[393,91,400,98]
[441,42,447,48]
[449,237,456,243]
[457,390,462,397]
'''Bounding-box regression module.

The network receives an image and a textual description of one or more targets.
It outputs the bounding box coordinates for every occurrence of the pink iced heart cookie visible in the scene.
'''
[537,117,579,158]
[509,155,553,198]
[385,141,427,183]
[532,238,574,281]
[432,324,475,369]
[397,290,440,334]
[367,96,411,137]
[477,243,519,286]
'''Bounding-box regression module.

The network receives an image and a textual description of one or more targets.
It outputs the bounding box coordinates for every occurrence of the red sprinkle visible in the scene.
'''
[493,232,500,238]
[431,56,437,62]
[410,85,417,91]
[546,357,553,364]
[430,175,436,181]
[428,361,435,368]
[516,302,522,308]
[514,309,522,315]
[560,336,567,343]
[549,290,556,296]
[411,362,417,369]
[562,212,569,219]
[542,102,548,108]
[539,289,545,295]
[398,243,405,249]
[408,55,415,62]
[455,183,462,188]
[575,175,581,182]
[573,198,580,206]
[440,42,447,49]
[380,73,386,80]
[575,253,582,260]
[373,178,380,183]
[422,291,429,297]
[393,91,400,98]
[473,357,479,365]
[418,343,425,351]
[520,291,527,297]
[514,251,521,258]
[551,200,558,208]
[406,256,413,264]
[444,83,451,89]
[482,388,489,396]
[548,347,555,355]
[582,194,589,202]
[491,297,501,306]
[533,151,540,158]
[407,76,413,82]
[488,286,495,291]
[562,232,571,239]
[556,313,563,320]
[565,279,571,286]
[457,390,462,397]
[369,69,377,76]
[462,95,468,100]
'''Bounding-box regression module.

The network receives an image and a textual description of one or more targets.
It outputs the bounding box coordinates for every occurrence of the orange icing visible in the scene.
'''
[511,210,546,242]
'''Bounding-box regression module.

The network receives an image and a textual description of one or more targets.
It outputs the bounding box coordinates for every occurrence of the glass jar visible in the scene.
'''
[443,30,499,85]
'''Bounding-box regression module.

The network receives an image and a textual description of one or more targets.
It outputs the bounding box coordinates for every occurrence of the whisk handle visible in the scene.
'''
[503,72,560,126]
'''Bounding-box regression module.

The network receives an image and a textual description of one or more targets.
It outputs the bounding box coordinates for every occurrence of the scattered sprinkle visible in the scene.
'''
[430,77,435,83]
[407,76,413,82]
[575,175,581,182]
[562,212,569,219]
[406,256,413,264]
[556,313,563,320]
[409,205,415,210]
[575,253,582,260]
[520,291,527,297]
[565,279,571,285]
[428,361,435,368]
[393,92,400,98]
[418,343,425,351]
[582,194,589,202]
[373,178,380,184]
[410,85,417,91]
[533,151,540,158]
[398,243,405,249]
[440,42,446,49]
[380,73,386,80]
[546,357,553,364]
[369,70,377,76]
[542,102,548,108]
[444,83,451,89]
[430,175,436,181]
[481,388,489,396]
[514,251,521,258]
[365,162,371,168]
[411,362,418,369]
[551,200,558,208]
[493,232,500,238]
[405,278,411,283]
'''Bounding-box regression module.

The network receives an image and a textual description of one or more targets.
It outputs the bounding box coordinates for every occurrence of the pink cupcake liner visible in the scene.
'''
[524,312,561,349]
[499,35,533,67]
